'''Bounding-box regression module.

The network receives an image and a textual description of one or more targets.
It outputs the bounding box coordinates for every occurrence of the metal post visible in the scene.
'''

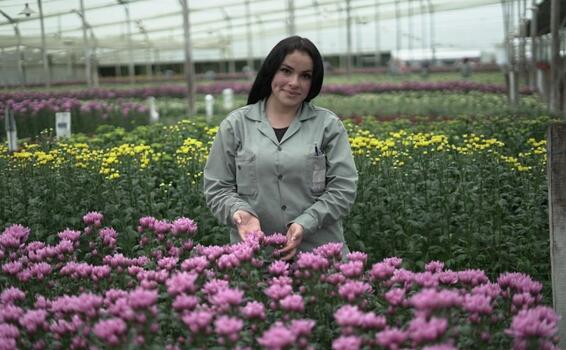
[502,0,519,106]
[313,0,323,48]
[221,9,235,74]
[427,0,435,63]
[78,1,91,87]
[548,123,566,350]
[90,28,99,87]
[37,0,50,87]
[245,0,254,73]
[16,26,25,85]
[154,48,160,76]
[0,48,4,89]
[256,15,264,55]
[374,0,380,67]
[287,0,296,36]
[180,0,196,117]
[408,0,413,64]
[345,0,352,75]
[420,0,427,61]
[395,0,401,58]
[118,0,135,84]
[136,20,153,79]
[530,4,538,91]
[519,18,528,86]
[550,0,561,114]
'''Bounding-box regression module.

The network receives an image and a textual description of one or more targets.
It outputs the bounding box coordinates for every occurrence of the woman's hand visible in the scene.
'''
[233,210,262,241]
[278,223,304,261]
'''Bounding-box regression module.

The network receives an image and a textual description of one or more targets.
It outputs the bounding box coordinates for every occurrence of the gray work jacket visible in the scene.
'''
[203,99,358,253]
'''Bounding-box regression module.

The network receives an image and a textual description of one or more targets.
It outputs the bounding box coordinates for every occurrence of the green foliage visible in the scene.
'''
[0,93,555,305]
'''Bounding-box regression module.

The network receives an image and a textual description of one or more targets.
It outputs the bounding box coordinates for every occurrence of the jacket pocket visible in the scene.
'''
[309,154,327,194]
[235,154,256,195]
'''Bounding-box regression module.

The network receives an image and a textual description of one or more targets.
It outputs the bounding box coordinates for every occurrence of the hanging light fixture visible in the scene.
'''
[19,3,35,17]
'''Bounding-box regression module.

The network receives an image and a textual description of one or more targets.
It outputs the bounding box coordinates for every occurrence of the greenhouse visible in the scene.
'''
[0,0,565,349]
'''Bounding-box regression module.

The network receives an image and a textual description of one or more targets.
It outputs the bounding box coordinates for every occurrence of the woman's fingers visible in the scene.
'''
[281,248,297,261]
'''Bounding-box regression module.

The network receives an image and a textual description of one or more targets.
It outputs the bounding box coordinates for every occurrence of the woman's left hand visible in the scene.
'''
[278,223,304,261]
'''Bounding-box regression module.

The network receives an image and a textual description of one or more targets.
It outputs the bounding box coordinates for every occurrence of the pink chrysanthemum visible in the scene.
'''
[332,335,362,350]
[241,301,266,320]
[170,217,197,236]
[83,212,103,226]
[257,322,296,350]
[92,318,127,346]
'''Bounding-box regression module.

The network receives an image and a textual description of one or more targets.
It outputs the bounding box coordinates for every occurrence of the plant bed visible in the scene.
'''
[0,213,558,349]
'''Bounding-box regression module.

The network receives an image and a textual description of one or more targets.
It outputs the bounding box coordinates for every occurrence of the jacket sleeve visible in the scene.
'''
[203,118,258,227]
[291,118,358,235]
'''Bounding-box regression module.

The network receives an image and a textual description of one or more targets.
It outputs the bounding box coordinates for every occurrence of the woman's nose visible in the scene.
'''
[288,74,299,86]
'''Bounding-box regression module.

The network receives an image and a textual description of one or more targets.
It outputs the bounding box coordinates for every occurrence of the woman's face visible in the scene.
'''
[270,50,313,110]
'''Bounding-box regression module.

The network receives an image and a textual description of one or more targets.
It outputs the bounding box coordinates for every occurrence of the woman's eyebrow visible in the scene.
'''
[281,63,312,73]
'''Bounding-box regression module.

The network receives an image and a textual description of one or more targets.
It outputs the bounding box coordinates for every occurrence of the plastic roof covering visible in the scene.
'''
[0,0,509,63]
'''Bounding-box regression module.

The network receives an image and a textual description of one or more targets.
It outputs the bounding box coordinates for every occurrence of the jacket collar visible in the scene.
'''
[249,99,317,145]
[245,99,317,122]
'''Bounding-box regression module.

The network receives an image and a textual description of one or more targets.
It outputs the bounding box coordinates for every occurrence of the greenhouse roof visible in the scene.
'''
[0,0,521,62]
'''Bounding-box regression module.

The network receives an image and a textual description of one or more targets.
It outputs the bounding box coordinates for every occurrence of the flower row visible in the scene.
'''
[0,212,558,349]
[0,81,534,104]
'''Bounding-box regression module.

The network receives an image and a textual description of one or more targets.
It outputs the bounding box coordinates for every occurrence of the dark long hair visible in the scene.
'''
[247,36,324,105]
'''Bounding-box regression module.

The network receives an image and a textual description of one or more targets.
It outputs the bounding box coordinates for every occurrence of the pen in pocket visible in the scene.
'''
[314,143,324,156]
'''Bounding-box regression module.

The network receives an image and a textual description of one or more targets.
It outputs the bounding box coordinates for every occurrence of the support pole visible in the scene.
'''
[548,123,566,349]
[119,0,135,84]
[287,0,296,36]
[530,3,538,91]
[90,29,99,87]
[519,18,528,86]
[427,0,435,63]
[502,0,519,106]
[408,0,414,63]
[221,9,235,74]
[374,0,380,67]
[180,0,196,117]
[420,0,427,60]
[345,0,352,76]
[550,0,562,114]
[395,0,401,58]
[245,0,254,73]
[79,0,91,87]
[37,0,50,87]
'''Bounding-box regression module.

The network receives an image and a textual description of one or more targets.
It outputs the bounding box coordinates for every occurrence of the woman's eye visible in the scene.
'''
[280,67,291,74]
[301,73,312,80]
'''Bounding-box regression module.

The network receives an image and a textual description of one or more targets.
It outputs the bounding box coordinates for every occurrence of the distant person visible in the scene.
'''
[459,58,472,79]
[388,58,400,76]
[323,60,333,73]
[242,65,255,80]
[204,70,217,81]
[420,60,430,80]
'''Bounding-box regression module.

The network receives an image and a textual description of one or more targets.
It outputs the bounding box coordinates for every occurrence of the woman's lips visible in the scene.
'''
[283,90,301,97]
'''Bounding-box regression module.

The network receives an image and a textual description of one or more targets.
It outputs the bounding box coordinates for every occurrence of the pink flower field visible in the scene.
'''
[0,212,559,349]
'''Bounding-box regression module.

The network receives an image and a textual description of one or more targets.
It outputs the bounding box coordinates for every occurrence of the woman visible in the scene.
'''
[203,36,357,260]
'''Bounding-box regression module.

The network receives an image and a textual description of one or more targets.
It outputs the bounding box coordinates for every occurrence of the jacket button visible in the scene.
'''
[237,165,241,170]
[277,146,282,151]
[281,205,287,211]
[278,175,283,180]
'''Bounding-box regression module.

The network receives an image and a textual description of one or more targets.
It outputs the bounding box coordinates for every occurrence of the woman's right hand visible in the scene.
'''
[233,210,262,241]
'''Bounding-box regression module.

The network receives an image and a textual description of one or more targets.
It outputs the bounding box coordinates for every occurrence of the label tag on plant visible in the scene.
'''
[222,88,234,110]
[5,107,17,152]
[55,112,71,138]
[148,96,159,123]
[205,94,214,123]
